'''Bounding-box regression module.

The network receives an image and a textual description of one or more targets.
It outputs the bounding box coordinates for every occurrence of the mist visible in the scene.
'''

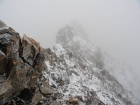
[0,0,140,97]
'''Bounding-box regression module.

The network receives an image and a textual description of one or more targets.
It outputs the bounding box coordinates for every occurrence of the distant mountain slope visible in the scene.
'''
[45,24,138,105]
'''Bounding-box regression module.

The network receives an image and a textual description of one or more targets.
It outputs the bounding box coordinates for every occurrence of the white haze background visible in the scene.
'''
[0,0,140,98]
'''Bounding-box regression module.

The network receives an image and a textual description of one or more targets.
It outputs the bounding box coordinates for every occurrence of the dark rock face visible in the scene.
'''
[0,20,48,105]
[18,88,35,102]
[20,34,40,66]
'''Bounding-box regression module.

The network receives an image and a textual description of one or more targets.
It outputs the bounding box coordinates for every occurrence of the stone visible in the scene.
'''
[28,71,39,87]
[50,100,60,105]
[31,91,42,105]
[40,62,48,72]
[34,53,45,71]
[0,33,19,57]
[42,81,49,87]
[40,86,54,95]
[0,76,12,104]
[21,34,40,66]
[5,58,18,78]
[0,76,12,95]
[0,27,20,78]
[21,35,34,65]
[8,59,34,91]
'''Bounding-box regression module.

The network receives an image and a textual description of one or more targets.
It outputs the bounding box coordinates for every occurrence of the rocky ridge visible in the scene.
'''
[0,20,139,105]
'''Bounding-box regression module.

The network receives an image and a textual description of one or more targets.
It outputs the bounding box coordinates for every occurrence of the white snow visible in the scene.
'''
[43,34,138,105]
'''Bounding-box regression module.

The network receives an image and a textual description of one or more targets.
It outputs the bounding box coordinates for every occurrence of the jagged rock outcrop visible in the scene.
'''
[0,20,50,105]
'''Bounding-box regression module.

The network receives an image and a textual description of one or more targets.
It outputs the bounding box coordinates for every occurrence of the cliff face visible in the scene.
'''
[0,20,138,105]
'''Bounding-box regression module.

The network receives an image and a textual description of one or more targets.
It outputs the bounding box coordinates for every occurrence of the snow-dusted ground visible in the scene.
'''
[42,26,139,105]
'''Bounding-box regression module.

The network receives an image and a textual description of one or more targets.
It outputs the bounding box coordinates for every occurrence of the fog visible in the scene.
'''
[0,0,140,94]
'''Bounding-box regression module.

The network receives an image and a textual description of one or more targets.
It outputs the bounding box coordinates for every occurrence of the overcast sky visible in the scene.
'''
[0,0,140,79]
